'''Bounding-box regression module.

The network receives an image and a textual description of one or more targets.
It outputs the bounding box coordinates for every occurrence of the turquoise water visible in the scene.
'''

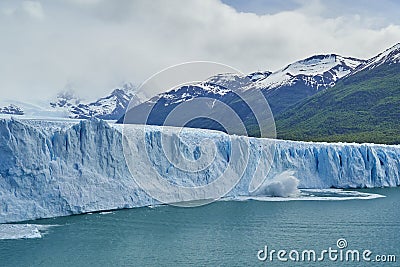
[1,188,399,266]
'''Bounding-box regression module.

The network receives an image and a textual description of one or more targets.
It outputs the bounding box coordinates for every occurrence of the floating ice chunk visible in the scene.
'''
[225,189,385,202]
[99,211,114,215]
[0,224,55,240]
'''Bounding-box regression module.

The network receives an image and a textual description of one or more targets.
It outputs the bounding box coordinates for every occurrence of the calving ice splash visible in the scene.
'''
[0,118,399,223]
[251,170,300,197]
[120,61,398,206]
[0,59,398,223]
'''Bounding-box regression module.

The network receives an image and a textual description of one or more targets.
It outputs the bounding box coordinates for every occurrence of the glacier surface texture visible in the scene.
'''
[0,119,399,223]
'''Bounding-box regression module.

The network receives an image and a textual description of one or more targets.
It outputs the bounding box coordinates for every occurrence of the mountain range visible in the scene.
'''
[0,83,140,120]
[0,104,24,115]
[276,43,400,144]
[0,50,369,120]
[121,43,400,144]
[120,53,367,128]
[2,43,399,144]
[49,82,140,120]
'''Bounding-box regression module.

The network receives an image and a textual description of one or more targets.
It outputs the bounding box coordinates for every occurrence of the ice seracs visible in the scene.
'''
[0,118,399,223]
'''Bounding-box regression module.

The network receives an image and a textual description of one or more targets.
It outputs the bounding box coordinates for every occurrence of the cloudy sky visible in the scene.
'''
[1,0,400,102]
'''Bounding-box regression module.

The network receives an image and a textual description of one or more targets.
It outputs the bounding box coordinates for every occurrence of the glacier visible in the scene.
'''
[0,118,399,223]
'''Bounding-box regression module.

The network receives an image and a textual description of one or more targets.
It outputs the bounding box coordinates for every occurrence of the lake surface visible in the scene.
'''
[1,188,399,266]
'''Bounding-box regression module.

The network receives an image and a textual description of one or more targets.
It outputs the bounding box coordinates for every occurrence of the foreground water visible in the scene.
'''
[1,188,399,266]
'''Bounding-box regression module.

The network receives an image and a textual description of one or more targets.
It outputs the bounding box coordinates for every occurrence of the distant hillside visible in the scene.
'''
[119,54,365,136]
[276,44,400,144]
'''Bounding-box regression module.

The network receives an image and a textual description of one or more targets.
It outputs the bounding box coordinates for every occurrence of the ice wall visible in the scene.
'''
[0,119,399,223]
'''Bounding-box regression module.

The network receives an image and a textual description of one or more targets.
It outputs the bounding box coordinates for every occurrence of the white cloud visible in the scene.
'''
[21,1,44,20]
[0,1,44,20]
[0,0,399,103]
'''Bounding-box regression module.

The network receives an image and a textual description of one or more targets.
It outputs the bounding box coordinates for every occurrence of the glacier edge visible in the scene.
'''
[0,118,399,223]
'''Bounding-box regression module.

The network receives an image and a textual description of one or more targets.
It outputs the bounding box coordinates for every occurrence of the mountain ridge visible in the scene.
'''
[2,43,399,140]
[50,82,140,120]
[119,51,367,130]
[275,43,400,144]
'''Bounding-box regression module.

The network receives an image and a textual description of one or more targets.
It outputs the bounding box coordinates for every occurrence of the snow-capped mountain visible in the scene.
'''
[120,81,242,127]
[120,71,274,127]
[156,82,231,106]
[352,43,400,74]
[247,71,273,82]
[252,54,367,115]
[203,71,272,91]
[121,53,367,127]
[245,54,366,91]
[0,104,24,115]
[275,43,400,144]
[3,44,399,123]
[51,82,140,120]
[0,99,69,118]
[50,90,81,109]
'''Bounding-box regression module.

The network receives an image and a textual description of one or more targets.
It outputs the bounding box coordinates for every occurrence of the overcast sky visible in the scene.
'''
[1,0,400,102]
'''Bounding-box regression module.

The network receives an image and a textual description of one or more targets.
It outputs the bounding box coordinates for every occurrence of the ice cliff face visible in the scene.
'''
[0,119,399,223]
[0,119,152,223]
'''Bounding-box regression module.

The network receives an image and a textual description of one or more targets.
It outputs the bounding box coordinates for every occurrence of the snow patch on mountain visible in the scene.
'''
[51,82,140,120]
[146,71,273,108]
[0,99,69,119]
[156,82,232,107]
[246,54,366,91]
[50,90,80,109]
[204,71,272,91]
[352,43,400,74]
[247,71,272,82]
[0,104,24,115]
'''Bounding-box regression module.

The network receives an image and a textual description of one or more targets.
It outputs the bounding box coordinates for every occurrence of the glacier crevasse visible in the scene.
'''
[0,119,399,223]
